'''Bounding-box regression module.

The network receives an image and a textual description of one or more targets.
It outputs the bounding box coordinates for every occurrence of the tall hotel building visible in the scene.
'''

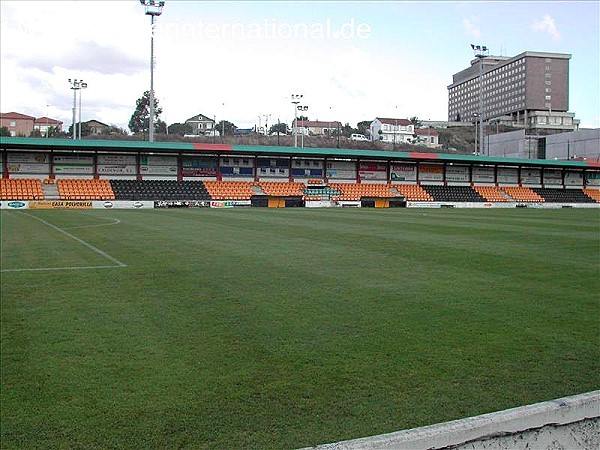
[448,51,577,132]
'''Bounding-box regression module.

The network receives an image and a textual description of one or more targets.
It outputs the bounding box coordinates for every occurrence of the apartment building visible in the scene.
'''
[448,51,577,132]
[0,112,35,136]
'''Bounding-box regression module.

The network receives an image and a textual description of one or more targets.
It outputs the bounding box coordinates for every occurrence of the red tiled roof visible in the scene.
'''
[0,112,35,120]
[34,117,62,125]
[376,118,412,126]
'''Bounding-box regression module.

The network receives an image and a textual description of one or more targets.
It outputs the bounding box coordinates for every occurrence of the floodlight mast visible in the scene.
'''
[141,0,165,142]
[471,44,488,156]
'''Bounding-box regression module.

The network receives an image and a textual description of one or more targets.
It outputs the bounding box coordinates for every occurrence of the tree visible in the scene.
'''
[106,125,128,136]
[356,120,372,136]
[268,122,288,135]
[155,119,167,134]
[341,123,358,138]
[68,122,92,138]
[0,126,11,136]
[410,116,422,128]
[214,120,236,136]
[167,122,193,136]
[128,91,163,134]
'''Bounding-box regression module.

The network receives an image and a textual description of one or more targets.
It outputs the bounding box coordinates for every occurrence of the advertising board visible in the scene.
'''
[418,164,444,181]
[97,154,136,165]
[358,162,387,181]
[445,165,469,182]
[390,164,417,181]
[472,166,495,183]
[497,167,519,184]
[521,168,541,184]
[7,152,49,163]
[326,161,356,179]
[543,169,562,185]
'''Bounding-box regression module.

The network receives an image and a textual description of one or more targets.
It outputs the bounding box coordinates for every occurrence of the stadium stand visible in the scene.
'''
[109,180,210,201]
[421,185,486,202]
[393,184,434,201]
[532,188,596,203]
[583,188,600,202]
[329,183,395,201]
[473,185,510,202]
[259,181,305,197]
[203,181,255,200]
[0,178,45,200]
[58,179,115,200]
[501,186,545,202]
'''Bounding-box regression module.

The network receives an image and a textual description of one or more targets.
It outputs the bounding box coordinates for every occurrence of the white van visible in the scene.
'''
[350,133,369,141]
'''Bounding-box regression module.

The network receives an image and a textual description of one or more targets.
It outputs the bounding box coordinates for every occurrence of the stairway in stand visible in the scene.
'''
[42,182,60,200]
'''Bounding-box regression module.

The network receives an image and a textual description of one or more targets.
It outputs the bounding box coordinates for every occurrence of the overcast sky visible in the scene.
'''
[1,1,598,132]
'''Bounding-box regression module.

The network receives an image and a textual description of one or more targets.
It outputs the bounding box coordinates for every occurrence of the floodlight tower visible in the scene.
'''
[471,44,488,156]
[291,94,303,147]
[141,0,165,143]
[68,79,86,140]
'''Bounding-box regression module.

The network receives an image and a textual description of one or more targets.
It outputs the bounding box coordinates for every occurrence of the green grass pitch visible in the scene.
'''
[1,208,599,449]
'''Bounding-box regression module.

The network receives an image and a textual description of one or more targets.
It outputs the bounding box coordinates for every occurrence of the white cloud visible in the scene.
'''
[462,17,481,40]
[531,14,561,42]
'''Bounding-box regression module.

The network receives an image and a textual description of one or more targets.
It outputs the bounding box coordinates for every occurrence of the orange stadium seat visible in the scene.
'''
[0,178,45,200]
[56,179,115,200]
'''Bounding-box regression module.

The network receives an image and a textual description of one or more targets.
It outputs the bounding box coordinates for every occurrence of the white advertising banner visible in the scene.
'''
[564,171,583,186]
[445,165,469,182]
[543,169,562,185]
[585,171,600,187]
[54,165,94,174]
[7,162,50,173]
[140,165,178,175]
[418,164,444,181]
[472,166,495,183]
[258,167,289,177]
[327,161,356,179]
[97,154,136,165]
[97,165,137,175]
[497,167,519,184]
[521,168,541,184]
[390,164,417,181]
[7,152,49,163]
[53,154,94,165]
[140,155,177,166]
[358,162,387,180]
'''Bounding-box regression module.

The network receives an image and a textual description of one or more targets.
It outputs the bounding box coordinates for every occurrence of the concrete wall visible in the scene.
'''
[545,129,600,160]
[300,390,599,450]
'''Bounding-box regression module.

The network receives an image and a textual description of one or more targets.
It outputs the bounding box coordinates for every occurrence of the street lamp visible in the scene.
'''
[141,0,165,143]
[291,94,303,147]
[297,105,308,148]
[471,44,488,156]
[68,79,86,140]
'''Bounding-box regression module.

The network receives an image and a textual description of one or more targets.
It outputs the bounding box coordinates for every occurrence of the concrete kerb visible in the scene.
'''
[299,390,600,450]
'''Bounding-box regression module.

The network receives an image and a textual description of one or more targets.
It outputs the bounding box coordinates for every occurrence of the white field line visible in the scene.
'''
[62,218,121,229]
[1,213,127,273]
[2,265,124,273]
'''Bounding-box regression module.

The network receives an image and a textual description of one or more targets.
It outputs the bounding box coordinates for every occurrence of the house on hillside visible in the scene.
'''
[0,112,35,136]
[370,118,414,143]
[185,113,215,136]
[414,128,441,148]
[292,119,342,136]
[34,117,63,136]
[85,119,109,135]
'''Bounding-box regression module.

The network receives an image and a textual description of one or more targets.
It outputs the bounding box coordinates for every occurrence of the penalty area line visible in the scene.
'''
[1,265,125,273]
[15,212,128,269]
